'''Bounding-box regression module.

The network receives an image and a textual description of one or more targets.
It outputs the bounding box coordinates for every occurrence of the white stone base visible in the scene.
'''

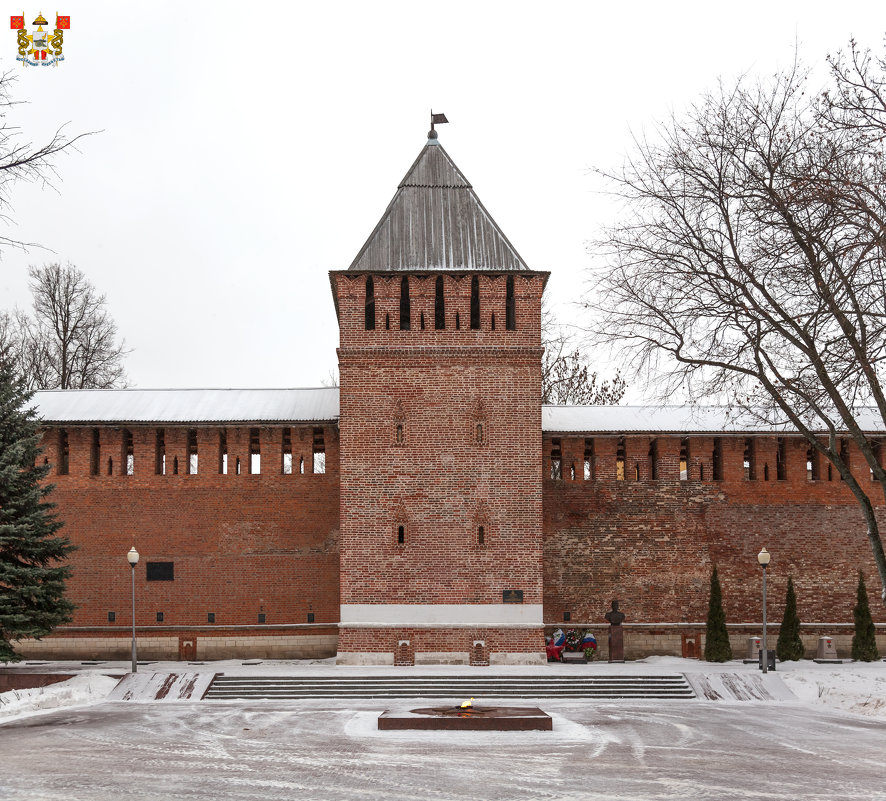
[414,651,470,665]
[489,652,547,665]
[335,652,395,666]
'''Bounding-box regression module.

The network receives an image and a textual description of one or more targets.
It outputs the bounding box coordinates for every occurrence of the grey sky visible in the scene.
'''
[1,1,881,390]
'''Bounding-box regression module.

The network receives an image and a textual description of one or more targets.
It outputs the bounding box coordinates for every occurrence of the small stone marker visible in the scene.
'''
[813,636,842,664]
[743,636,762,664]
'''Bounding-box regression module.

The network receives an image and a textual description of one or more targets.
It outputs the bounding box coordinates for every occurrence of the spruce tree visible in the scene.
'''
[0,357,75,661]
[851,572,879,662]
[776,576,804,661]
[704,565,732,662]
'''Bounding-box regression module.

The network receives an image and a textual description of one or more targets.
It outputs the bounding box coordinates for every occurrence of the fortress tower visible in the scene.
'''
[331,129,549,664]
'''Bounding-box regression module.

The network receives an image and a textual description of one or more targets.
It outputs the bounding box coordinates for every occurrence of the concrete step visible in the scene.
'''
[203,673,695,700]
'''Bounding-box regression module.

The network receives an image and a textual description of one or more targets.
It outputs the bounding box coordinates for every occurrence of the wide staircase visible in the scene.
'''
[204,673,695,700]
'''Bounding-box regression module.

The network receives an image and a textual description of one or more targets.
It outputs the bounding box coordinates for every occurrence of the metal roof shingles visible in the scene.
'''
[33,387,340,424]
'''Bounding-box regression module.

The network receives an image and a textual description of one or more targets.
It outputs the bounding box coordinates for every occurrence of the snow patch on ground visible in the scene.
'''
[0,674,119,723]
[781,667,886,719]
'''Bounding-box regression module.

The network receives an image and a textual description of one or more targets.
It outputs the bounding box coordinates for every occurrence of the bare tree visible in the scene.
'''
[0,70,92,254]
[589,43,886,601]
[542,301,626,405]
[8,263,128,389]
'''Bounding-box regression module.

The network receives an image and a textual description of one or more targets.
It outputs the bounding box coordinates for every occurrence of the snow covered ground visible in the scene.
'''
[1,658,884,801]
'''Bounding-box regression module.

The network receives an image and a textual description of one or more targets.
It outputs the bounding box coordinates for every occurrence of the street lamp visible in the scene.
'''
[127,546,139,673]
[757,547,771,673]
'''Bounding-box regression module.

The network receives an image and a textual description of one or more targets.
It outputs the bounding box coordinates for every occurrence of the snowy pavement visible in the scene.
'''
[1,658,885,800]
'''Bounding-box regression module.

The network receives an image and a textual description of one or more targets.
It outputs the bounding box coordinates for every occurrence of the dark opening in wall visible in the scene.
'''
[648,439,658,480]
[506,276,516,330]
[434,276,445,329]
[207,613,215,623]
[616,437,626,481]
[455,311,460,329]
[249,428,261,474]
[307,612,315,623]
[550,438,562,480]
[400,276,411,330]
[563,611,571,622]
[827,462,833,481]
[313,427,326,474]
[146,562,174,581]
[633,462,640,480]
[107,611,115,622]
[107,457,113,475]
[470,276,480,329]
[776,437,786,481]
[478,525,485,546]
[258,613,266,624]
[491,313,496,330]
[90,428,100,476]
[679,437,689,480]
[385,313,390,330]
[743,437,756,480]
[172,456,179,475]
[156,612,164,623]
[218,431,228,475]
[712,437,723,481]
[282,427,292,474]
[58,429,69,475]
[871,439,882,481]
[365,276,376,330]
[187,429,198,475]
[839,438,849,480]
[763,463,770,481]
[807,444,820,481]
[155,429,166,475]
[476,422,485,446]
[584,438,594,480]
[397,525,405,545]
[395,422,405,445]
[420,311,425,330]
[123,429,134,475]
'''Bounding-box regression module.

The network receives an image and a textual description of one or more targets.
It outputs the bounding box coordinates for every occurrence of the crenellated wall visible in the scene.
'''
[27,423,340,660]
[543,433,886,657]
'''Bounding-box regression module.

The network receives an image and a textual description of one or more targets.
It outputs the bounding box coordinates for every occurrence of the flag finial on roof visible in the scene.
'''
[428,110,448,141]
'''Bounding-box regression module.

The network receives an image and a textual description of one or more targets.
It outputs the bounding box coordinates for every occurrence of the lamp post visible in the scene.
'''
[757,547,770,673]
[127,547,139,673]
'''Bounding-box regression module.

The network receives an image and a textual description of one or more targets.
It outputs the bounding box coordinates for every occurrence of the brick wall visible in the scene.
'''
[34,424,340,652]
[544,434,886,641]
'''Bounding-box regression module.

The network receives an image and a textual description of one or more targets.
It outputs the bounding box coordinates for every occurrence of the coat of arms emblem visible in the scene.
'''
[10,12,69,66]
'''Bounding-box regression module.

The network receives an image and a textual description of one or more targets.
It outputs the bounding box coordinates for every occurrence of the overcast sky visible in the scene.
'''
[1,2,883,393]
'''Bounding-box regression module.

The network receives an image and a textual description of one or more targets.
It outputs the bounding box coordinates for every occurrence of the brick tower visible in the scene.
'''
[330,128,548,665]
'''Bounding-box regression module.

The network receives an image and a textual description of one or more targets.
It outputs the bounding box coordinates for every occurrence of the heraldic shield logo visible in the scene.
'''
[11,12,70,67]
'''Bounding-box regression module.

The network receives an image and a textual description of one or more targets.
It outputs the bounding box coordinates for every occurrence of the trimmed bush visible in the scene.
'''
[704,565,732,662]
[776,576,804,661]
[851,572,879,662]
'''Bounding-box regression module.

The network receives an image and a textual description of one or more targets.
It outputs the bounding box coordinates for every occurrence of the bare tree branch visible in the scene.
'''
[588,43,886,601]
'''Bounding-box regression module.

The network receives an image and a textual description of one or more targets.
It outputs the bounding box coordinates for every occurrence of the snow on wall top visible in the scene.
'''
[31,390,884,433]
[542,405,886,434]
[33,387,340,424]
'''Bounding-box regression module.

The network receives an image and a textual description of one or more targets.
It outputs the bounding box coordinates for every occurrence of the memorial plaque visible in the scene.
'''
[502,589,523,604]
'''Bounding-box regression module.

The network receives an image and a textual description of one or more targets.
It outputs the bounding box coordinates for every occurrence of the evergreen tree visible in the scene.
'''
[704,565,732,662]
[776,576,805,661]
[851,572,879,662]
[0,356,75,661]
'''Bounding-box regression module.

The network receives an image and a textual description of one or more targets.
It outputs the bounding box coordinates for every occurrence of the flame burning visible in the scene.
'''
[460,698,474,709]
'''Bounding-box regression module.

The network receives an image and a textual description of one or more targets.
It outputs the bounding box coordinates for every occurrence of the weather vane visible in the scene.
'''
[429,110,449,139]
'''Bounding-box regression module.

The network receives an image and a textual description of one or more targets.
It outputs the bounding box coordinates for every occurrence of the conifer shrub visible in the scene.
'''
[851,572,879,662]
[776,576,804,661]
[704,565,732,662]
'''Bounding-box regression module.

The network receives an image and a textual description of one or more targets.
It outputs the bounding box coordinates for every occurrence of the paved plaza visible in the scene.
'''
[2,691,885,800]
